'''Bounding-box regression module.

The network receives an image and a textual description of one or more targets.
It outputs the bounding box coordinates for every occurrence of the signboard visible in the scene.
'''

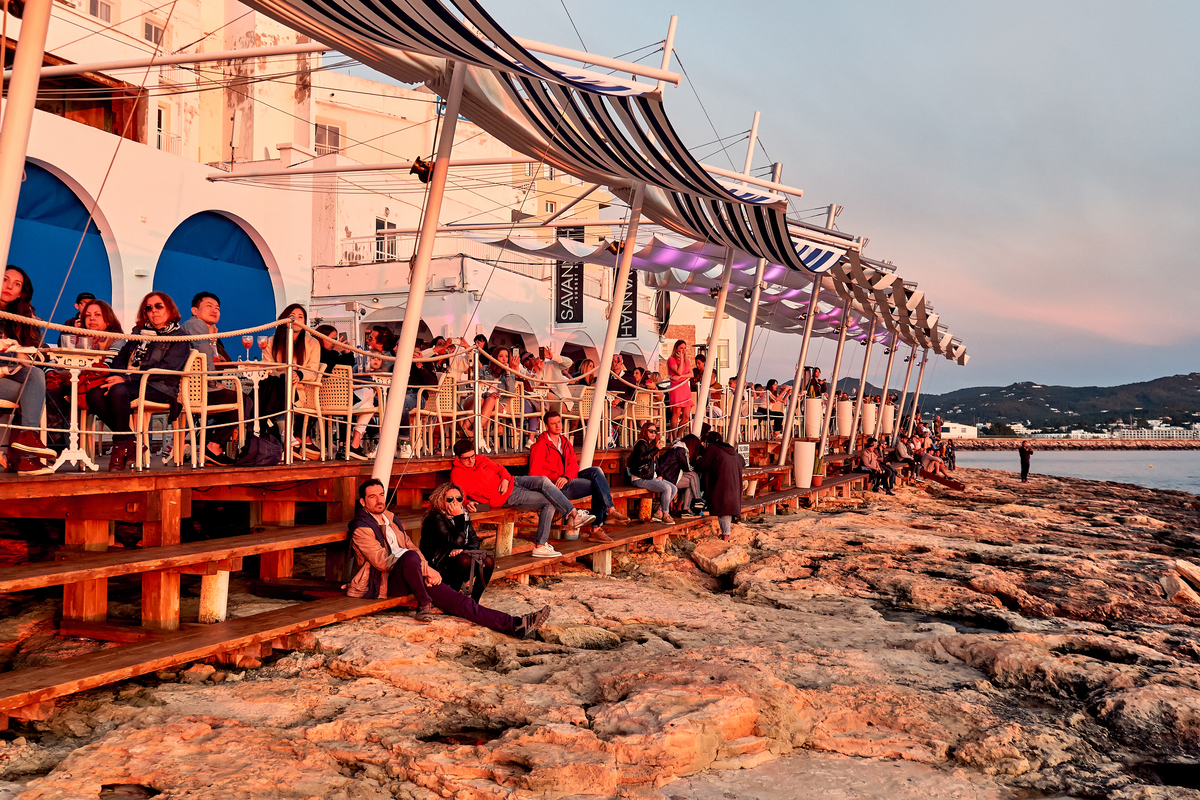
[617,269,637,339]
[553,261,584,326]
[737,443,751,463]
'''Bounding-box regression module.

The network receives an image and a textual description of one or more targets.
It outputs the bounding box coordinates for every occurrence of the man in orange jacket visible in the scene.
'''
[450,439,593,558]
[529,411,629,542]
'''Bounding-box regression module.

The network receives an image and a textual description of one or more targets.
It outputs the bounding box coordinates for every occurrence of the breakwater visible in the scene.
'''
[954,438,1200,451]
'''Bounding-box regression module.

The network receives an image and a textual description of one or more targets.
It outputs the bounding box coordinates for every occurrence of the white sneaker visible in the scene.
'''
[570,511,596,528]
[531,544,561,558]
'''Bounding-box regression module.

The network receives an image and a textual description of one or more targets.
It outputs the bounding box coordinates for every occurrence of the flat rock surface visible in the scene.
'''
[2,467,1199,799]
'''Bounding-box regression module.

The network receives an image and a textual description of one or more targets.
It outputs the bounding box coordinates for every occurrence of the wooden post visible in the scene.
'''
[141,489,182,631]
[63,519,108,623]
[495,515,515,559]
[259,500,296,579]
[198,572,229,624]
[591,549,612,576]
[325,476,355,582]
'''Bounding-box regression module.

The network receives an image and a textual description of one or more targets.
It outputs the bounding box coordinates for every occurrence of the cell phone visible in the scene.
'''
[539,346,547,359]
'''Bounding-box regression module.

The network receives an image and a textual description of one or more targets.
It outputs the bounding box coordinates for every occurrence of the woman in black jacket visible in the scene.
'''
[656,434,702,516]
[420,482,494,601]
[627,421,676,524]
[697,430,745,540]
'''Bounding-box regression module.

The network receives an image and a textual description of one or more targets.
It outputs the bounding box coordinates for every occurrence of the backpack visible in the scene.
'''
[234,434,283,467]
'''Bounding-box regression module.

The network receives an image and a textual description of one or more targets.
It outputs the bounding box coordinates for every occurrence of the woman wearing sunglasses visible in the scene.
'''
[86,291,190,471]
[419,482,494,602]
[627,420,677,524]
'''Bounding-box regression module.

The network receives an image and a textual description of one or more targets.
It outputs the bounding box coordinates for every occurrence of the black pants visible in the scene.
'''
[86,382,174,443]
[1020,459,1030,482]
[437,552,495,603]
[205,386,248,446]
[259,375,287,434]
[386,551,514,633]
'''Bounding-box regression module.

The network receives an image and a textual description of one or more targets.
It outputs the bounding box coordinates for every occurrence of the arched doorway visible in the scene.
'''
[10,162,112,328]
[361,308,433,350]
[154,212,276,357]
[489,314,538,354]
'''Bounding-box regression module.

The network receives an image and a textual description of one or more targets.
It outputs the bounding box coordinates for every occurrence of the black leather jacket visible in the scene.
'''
[419,511,481,569]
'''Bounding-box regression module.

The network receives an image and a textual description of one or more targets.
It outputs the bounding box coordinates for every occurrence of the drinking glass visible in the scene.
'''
[61,334,75,349]
[242,335,253,360]
[77,336,92,350]
[258,335,271,358]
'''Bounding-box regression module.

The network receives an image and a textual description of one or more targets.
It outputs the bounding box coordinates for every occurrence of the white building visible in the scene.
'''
[939,422,977,439]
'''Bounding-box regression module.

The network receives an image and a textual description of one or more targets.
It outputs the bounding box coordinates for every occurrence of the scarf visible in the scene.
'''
[130,322,180,370]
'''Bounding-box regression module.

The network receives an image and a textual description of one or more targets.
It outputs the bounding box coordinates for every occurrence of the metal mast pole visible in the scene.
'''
[372,64,466,480]
[906,349,930,438]
[579,182,646,469]
[690,246,735,438]
[891,343,918,446]
[776,274,822,464]
[847,318,877,450]
[873,331,900,440]
[816,297,853,457]
[0,0,53,267]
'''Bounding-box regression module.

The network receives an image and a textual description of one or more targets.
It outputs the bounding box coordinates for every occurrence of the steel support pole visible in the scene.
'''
[848,318,877,451]
[579,182,646,469]
[873,332,900,440]
[372,63,465,481]
[891,343,918,446]
[776,275,822,464]
[906,349,930,438]
[0,0,53,268]
[690,246,734,438]
[816,298,853,457]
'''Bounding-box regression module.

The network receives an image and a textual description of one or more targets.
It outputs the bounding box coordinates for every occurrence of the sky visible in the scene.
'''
[347,1,1200,394]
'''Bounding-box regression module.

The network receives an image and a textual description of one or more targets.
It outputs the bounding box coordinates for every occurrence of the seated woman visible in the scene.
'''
[420,482,494,602]
[86,291,190,471]
[627,421,676,524]
[0,266,54,473]
[657,433,703,517]
[47,298,124,428]
[260,303,320,449]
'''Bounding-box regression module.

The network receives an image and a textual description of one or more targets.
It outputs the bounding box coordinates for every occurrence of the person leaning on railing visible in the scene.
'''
[259,303,320,448]
[86,291,191,472]
[0,265,55,474]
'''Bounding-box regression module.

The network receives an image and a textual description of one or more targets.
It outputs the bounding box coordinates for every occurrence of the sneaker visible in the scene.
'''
[349,444,369,461]
[659,514,675,525]
[204,448,235,467]
[414,605,435,623]
[587,527,613,543]
[530,544,561,558]
[569,511,597,528]
[16,456,53,476]
[11,430,55,459]
[607,506,630,523]
[514,604,551,639]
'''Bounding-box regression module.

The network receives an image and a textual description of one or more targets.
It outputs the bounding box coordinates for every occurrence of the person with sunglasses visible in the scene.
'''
[420,482,494,602]
[451,439,593,558]
[627,421,676,524]
[347,479,550,638]
[86,291,191,471]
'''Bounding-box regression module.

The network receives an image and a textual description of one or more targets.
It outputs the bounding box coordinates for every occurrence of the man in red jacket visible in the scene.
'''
[450,439,593,558]
[529,411,629,542]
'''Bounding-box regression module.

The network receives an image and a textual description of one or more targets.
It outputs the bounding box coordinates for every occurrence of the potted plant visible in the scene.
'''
[811,455,824,487]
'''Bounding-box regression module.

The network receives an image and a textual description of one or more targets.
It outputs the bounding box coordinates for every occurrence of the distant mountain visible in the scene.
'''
[882,373,1200,429]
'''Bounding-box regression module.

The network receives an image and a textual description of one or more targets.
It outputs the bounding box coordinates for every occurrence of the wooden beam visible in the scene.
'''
[142,489,182,632]
[1,493,150,521]
[258,501,295,580]
[62,519,108,623]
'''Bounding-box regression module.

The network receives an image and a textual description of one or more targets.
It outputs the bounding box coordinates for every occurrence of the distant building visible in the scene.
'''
[940,422,977,439]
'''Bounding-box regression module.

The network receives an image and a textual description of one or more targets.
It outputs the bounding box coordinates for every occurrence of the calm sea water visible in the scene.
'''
[956,450,1200,495]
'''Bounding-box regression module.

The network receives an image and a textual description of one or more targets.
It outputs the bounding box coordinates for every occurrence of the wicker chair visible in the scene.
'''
[615,390,655,447]
[184,354,246,467]
[560,386,596,446]
[289,369,326,462]
[410,374,464,457]
[132,349,203,471]
[318,365,380,461]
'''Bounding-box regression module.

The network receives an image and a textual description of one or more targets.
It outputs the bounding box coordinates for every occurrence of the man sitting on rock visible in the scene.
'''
[529,410,629,543]
[346,478,549,638]
[450,439,594,558]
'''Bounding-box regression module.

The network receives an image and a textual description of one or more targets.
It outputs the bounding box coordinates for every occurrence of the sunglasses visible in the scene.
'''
[144,302,166,312]
[446,495,463,503]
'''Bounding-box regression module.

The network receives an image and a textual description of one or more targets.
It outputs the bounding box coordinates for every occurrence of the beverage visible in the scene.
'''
[61,334,75,349]
[258,335,271,357]
[242,335,253,360]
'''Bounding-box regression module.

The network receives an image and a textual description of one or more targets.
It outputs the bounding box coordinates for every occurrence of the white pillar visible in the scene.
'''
[372,64,466,481]
[579,182,646,469]
[816,298,852,457]
[873,332,900,440]
[690,247,735,438]
[848,318,877,450]
[892,343,918,446]
[906,349,930,438]
[0,0,53,268]
[198,572,230,624]
[776,275,822,464]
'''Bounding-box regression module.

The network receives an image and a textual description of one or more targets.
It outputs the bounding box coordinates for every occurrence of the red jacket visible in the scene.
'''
[529,433,580,483]
[451,454,514,507]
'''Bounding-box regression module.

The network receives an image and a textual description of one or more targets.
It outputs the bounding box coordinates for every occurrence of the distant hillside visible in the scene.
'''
[836,373,1200,429]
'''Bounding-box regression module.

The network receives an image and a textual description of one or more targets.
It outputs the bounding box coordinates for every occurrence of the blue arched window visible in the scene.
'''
[154,212,276,357]
[10,162,111,325]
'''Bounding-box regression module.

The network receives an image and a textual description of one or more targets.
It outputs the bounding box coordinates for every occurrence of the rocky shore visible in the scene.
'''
[956,438,1200,451]
[1,470,1199,799]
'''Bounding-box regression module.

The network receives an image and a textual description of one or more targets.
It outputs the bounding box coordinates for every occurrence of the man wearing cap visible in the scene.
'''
[56,292,95,344]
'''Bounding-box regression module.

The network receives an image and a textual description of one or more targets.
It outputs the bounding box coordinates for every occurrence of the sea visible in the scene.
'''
[955,450,1200,495]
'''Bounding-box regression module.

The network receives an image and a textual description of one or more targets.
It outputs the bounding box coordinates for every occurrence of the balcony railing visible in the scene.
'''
[315,143,340,156]
[156,130,182,156]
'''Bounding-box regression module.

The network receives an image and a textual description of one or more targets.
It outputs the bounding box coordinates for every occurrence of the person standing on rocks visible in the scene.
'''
[347,478,550,638]
[1018,441,1034,482]
[696,430,745,540]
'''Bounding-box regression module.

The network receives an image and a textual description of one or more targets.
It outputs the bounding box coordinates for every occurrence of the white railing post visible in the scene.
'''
[777,275,822,464]
[472,347,482,453]
[690,247,734,438]
[906,349,930,438]
[579,182,646,469]
[892,343,918,446]
[372,63,467,481]
[284,330,294,464]
[848,318,877,451]
[874,332,900,440]
[816,298,852,457]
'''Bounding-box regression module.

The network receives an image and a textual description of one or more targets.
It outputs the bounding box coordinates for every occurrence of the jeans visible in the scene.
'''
[504,474,575,545]
[632,477,677,515]
[0,365,46,443]
[401,388,419,435]
[676,471,701,509]
[562,466,613,525]
[387,551,515,633]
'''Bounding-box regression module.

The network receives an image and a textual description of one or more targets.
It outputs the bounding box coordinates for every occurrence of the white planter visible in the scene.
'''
[793,441,815,489]
[835,400,853,437]
[803,398,823,438]
[861,403,877,435]
[881,405,895,435]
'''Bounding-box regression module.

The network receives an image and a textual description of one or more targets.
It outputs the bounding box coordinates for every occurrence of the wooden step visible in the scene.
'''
[0,595,411,718]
